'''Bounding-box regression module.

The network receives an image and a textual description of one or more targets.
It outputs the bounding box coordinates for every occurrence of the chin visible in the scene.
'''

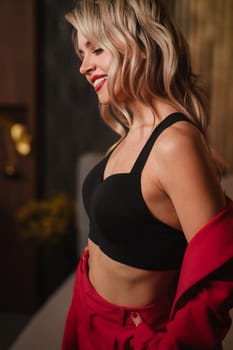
[97,92,111,105]
[98,98,111,105]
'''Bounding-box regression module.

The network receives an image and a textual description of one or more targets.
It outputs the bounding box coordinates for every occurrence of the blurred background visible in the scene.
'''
[0,0,232,349]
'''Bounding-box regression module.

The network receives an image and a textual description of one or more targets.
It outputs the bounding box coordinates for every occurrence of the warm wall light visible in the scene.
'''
[10,123,31,156]
[10,123,25,142]
[0,106,32,178]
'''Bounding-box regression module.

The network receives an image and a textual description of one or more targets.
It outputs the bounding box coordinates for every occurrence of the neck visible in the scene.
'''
[127,98,177,130]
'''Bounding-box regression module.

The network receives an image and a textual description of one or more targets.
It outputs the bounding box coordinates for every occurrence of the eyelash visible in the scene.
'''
[93,48,103,55]
[79,48,103,62]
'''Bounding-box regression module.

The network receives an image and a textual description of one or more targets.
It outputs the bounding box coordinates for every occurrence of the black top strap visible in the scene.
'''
[131,113,192,174]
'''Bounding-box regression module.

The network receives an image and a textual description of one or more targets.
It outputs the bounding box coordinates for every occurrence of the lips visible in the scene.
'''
[91,75,107,92]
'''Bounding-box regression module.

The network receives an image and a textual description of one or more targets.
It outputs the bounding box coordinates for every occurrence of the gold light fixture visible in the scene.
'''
[10,123,31,156]
[0,106,32,178]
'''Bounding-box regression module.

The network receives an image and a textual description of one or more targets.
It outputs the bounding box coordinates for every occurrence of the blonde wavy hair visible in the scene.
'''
[66,0,226,173]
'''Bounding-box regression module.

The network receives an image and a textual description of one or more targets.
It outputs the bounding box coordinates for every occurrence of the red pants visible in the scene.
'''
[62,250,172,350]
[63,200,233,349]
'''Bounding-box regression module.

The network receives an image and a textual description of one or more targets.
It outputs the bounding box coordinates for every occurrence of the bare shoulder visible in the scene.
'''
[151,120,226,241]
[155,119,207,155]
[153,120,214,179]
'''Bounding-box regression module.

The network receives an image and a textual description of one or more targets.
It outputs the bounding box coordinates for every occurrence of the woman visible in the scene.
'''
[63,1,233,349]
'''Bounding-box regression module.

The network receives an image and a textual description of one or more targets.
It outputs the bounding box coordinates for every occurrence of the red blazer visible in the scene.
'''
[135,197,233,349]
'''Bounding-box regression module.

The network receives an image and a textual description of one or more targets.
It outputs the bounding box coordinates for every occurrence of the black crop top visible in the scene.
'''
[82,113,189,270]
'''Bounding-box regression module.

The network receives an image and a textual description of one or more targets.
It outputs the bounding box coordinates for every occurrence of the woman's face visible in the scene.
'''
[77,31,115,105]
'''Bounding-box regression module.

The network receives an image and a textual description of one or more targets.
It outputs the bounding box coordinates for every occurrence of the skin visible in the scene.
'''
[78,32,112,105]
[78,31,226,326]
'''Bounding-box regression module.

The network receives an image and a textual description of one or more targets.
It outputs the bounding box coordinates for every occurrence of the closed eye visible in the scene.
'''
[77,43,103,60]
[93,48,104,55]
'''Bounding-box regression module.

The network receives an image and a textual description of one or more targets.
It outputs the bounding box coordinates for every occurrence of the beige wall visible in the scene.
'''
[172,0,233,170]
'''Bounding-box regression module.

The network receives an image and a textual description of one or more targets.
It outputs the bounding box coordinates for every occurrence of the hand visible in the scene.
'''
[131,312,143,327]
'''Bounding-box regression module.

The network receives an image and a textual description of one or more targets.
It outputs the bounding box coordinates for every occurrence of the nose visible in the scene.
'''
[79,55,95,75]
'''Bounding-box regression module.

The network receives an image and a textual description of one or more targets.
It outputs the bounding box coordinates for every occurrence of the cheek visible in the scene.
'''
[101,52,113,71]
[113,76,126,102]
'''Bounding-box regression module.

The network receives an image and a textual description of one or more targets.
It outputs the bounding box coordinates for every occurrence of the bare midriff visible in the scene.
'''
[88,239,180,308]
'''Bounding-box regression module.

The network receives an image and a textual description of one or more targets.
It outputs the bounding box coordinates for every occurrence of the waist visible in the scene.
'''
[88,240,179,308]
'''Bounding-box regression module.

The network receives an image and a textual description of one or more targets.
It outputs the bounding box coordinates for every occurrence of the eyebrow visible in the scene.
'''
[78,41,92,56]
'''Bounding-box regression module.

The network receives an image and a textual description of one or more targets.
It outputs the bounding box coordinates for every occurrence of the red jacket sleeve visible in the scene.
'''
[134,197,233,350]
[135,265,233,350]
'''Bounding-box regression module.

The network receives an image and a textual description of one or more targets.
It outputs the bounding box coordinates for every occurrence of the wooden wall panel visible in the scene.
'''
[173,0,233,169]
[210,0,233,165]
[0,0,38,312]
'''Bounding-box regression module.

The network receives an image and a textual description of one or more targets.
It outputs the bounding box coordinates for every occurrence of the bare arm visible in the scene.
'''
[131,122,233,349]
[154,122,225,241]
